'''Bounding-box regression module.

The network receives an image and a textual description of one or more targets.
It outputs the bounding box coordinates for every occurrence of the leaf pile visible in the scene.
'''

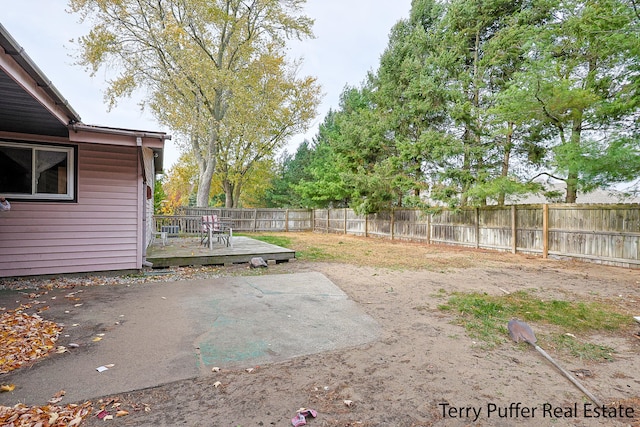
[0,305,62,374]
[0,400,92,426]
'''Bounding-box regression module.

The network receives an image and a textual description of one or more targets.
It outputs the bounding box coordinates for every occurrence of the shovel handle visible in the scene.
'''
[533,344,603,407]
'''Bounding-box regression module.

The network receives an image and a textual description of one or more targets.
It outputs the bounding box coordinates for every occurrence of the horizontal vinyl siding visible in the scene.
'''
[0,144,142,278]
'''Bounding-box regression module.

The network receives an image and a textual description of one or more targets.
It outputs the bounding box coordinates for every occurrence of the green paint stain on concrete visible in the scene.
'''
[198,340,268,364]
[212,315,234,327]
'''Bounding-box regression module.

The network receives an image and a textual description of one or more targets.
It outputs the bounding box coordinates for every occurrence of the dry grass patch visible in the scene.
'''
[249,231,534,270]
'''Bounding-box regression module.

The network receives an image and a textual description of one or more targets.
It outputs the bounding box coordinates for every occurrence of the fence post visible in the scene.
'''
[365,213,369,238]
[475,208,480,249]
[511,205,517,254]
[253,209,258,231]
[311,209,315,232]
[390,208,395,241]
[326,209,330,233]
[285,209,289,232]
[343,208,347,235]
[542,204,549,258]
[427,213,431,244]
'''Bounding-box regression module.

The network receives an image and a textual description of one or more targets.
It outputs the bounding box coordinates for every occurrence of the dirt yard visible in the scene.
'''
[2,233,639,426]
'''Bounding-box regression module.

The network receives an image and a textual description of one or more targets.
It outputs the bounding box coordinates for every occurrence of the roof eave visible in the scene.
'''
[70,122,171,141]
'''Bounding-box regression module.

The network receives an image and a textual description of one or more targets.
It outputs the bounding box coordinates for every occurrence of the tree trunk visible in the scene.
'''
[460,128,472,207]
[196,159,215,207]
[565,112,583,203]
[473,29,487,207]
[193,127,217,207]
[232,181,242,208]
[223,179,234,208]
[565,173,578,203]
[498,122,514,206]
[193,96,220,208]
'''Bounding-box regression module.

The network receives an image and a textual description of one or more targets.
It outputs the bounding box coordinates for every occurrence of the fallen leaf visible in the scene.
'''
[0,384,15,392]
[344,400,353,407]
[69,415,84,426]
[96,410,109,419]
[92,337,102,342]
[211,367,220,372]
[48,390,66,404]
[245,368,254,373]
[116,410,129,417]
[213,381,222,388]
[55,346,68,354]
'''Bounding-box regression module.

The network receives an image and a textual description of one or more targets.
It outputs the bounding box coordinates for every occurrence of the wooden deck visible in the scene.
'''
[145,236,295,268]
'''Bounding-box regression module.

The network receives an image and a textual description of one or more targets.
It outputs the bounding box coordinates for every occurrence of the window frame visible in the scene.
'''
[0,140,77,202]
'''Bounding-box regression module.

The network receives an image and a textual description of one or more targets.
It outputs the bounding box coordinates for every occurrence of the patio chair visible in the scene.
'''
[200,215,218,247]
[201,214,233,248]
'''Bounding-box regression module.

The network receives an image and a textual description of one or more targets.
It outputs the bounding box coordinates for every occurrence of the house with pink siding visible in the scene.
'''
[0,24,169,278]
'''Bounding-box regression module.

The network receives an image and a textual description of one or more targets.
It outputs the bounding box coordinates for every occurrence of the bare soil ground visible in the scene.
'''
[2,233,639,426]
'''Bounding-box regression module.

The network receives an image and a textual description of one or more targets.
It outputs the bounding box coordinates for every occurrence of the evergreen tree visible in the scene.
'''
[498,0,640,202]
[261,141,314,208]
[295,111,352,208]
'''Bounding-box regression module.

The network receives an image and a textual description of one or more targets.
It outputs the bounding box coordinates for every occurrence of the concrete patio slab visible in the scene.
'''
[0,272,379,405]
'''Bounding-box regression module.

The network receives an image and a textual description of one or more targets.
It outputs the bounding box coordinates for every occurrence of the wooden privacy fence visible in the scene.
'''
[178,207,312,232]
[314,205,640,268]
[159,204,640,268]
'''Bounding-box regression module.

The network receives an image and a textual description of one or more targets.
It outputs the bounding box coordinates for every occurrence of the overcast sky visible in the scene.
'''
[2,1,412,169]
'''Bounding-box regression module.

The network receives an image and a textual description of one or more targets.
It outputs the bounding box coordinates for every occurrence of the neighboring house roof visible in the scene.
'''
[508,181,640,204]
[420,180,640,207]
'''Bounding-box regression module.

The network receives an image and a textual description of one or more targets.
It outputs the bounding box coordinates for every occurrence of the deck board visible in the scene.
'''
[146,236,295,268]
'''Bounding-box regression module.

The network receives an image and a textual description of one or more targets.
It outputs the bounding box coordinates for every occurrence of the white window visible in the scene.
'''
[0,141,76,201]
